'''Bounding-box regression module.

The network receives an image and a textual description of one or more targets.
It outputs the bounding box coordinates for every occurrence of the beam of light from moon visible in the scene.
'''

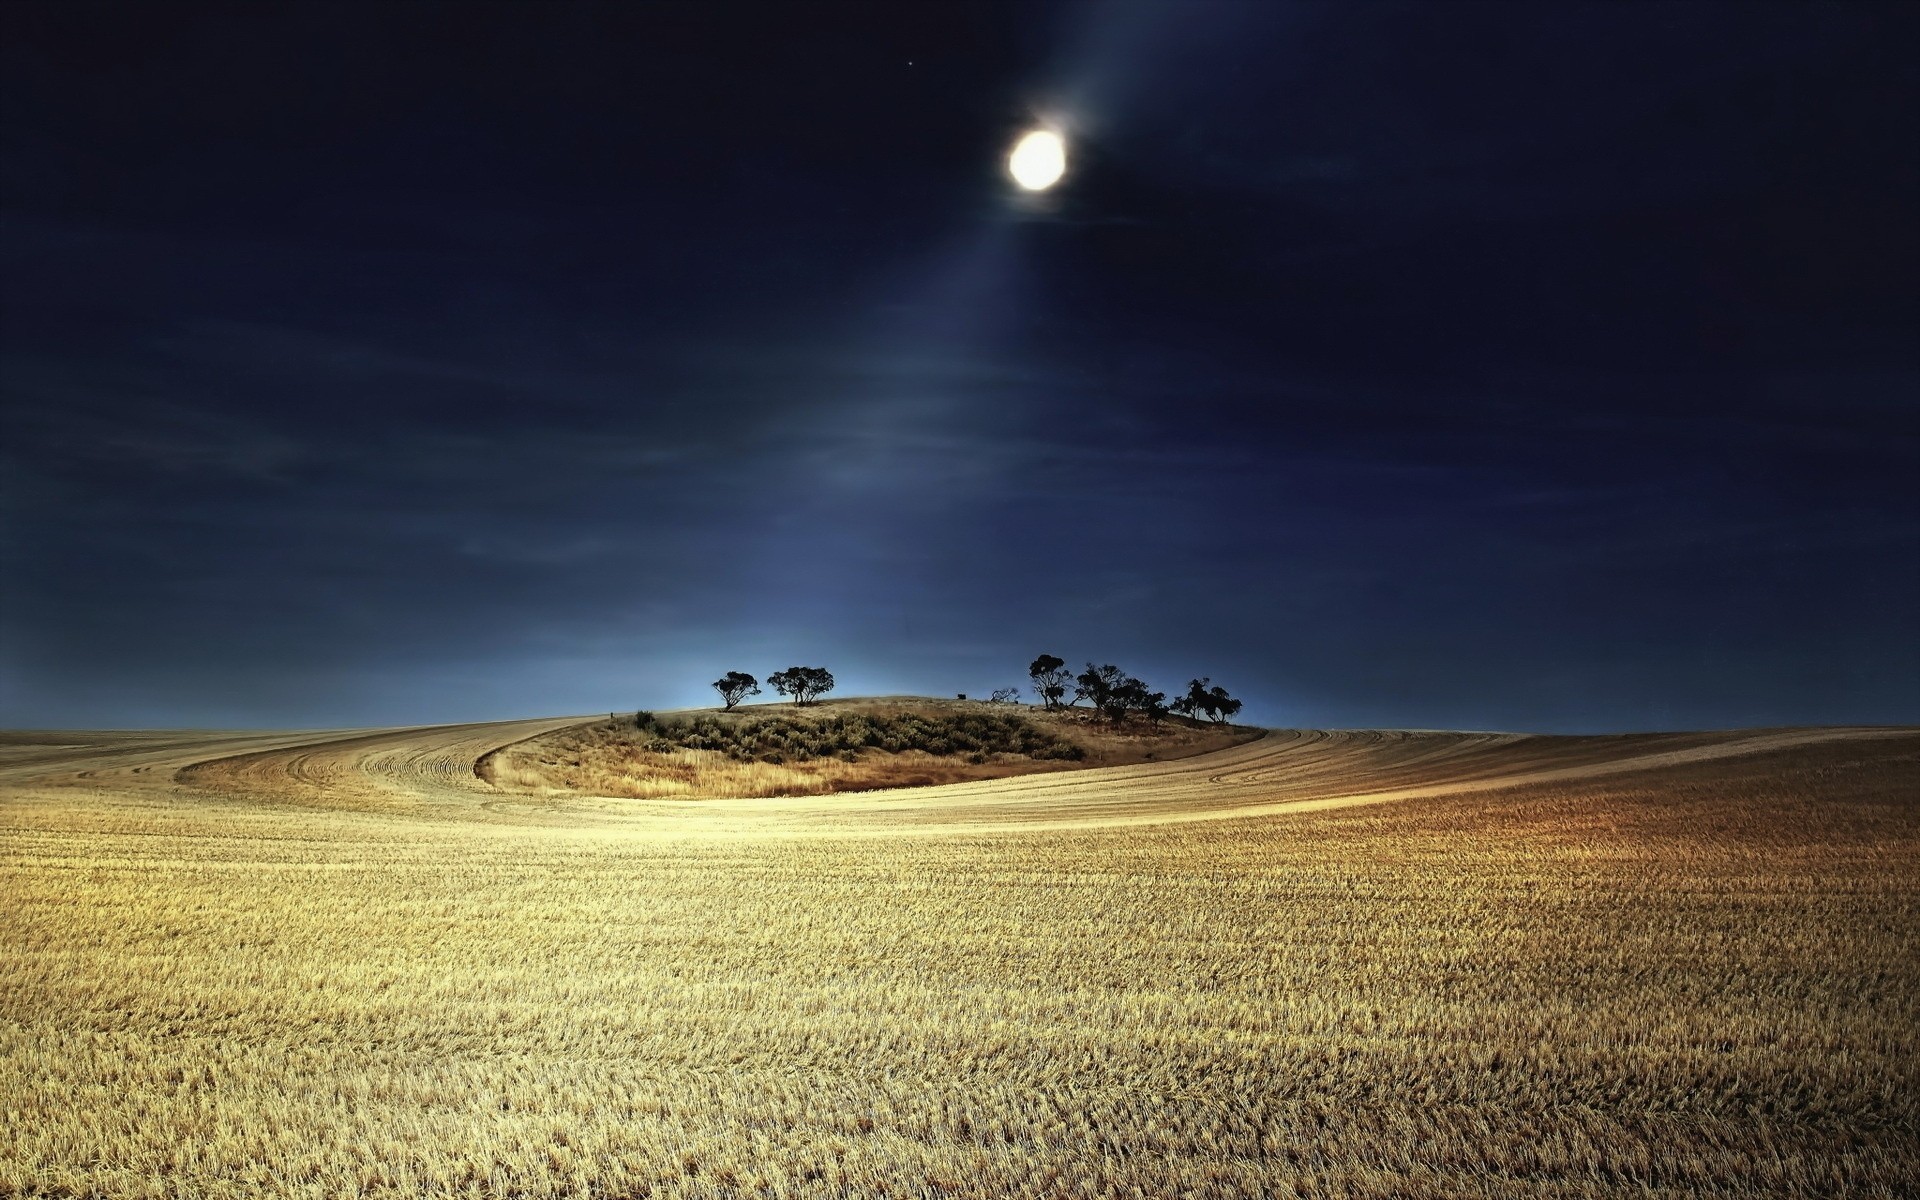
[1008,129,1067,190]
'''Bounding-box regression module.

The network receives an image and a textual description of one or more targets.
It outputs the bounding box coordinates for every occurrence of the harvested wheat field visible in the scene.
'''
[2,711,1917,1198]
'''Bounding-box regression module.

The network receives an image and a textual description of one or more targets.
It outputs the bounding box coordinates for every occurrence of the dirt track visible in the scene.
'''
[2,717,1908,835]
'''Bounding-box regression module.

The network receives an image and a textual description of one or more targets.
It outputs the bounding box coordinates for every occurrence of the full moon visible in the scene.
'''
[1008,129,1066,191]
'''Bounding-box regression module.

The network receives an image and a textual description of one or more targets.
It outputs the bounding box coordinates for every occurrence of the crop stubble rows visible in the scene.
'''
[1,720,1915,1197]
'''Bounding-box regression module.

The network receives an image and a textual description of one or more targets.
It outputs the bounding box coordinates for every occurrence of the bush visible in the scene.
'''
[624,710,1082,764]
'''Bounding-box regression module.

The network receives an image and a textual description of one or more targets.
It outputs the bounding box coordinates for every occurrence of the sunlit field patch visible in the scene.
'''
[1,725,1915,1197]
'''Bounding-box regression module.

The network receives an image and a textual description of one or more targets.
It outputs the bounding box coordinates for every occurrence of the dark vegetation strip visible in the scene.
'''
[629,712,1086,766]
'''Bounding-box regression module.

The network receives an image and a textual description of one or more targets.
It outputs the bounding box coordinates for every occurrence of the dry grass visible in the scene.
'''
[479,698,1258,800]
[1,719,1916,1198]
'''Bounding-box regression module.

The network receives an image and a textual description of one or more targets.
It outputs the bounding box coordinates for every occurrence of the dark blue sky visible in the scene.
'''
[3,1,1916,731]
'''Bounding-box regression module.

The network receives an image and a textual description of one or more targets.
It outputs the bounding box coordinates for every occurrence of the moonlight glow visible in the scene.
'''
[1008,129,1066,191]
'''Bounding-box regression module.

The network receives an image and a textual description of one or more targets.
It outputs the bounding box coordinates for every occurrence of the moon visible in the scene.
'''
[1008,129,1066,191]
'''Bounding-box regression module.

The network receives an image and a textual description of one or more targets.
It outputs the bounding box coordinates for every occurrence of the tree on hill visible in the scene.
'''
[1105,675,1165,725]
[1177,678,1212,722]
[712,671,760,710]
[1178,677,1243,724]
[1207,684,1243,725]
[768,666,834,706]
[1028,654,1071,708]
[1073,663,1126,714]
[1139,685,1170,725]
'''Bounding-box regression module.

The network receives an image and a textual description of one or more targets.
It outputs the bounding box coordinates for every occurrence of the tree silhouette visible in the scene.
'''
[768,666,835,706]
[1073,663,1126,714]
[1179,677,1242,724]
[1028,654,1071,708]
[712,671,760,710]
[1139,686,1170,725]
[1105,675,1164,725]
[1207,684,1243,725]
[1179,678,1213,722]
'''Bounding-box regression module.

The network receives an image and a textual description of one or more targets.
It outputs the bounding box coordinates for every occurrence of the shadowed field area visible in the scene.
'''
[1,718,1915,1197]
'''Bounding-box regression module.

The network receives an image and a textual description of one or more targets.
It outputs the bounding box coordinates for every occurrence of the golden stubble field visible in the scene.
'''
[1,717,1916,1198]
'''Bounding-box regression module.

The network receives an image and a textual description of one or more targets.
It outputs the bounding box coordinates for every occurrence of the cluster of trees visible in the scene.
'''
[712,667,834,709]
[704,657,1239,727]
[1172,677,1244,724]
[1026,655,1242,726]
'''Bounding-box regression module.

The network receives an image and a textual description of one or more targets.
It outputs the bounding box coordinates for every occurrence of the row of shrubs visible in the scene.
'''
[627,710,1085,765]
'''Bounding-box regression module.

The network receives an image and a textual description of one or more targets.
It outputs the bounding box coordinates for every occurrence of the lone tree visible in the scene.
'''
[990,687,1021,704]
[712,671,760,711]
[1073,663,1126,713]
[768,666,835,706]
[1028,654,1072,709]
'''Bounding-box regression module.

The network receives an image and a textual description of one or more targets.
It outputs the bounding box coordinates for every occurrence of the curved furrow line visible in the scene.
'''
[7,716,1910,836]
[0,730,377,791]
[681,725,1908,834]
[169,717,589,811]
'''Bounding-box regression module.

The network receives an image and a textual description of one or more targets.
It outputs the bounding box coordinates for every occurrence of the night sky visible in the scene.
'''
[4,1,1916,731]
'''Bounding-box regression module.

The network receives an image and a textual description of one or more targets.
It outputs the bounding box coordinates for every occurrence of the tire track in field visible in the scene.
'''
[763,726,1907,833]
[169,717,590,810]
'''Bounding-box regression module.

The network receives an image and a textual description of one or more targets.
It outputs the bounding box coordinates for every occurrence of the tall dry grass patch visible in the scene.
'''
[484,700,1255,800]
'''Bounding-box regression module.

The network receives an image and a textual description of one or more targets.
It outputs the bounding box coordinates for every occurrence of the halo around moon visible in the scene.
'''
[1008,129,1066,191]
